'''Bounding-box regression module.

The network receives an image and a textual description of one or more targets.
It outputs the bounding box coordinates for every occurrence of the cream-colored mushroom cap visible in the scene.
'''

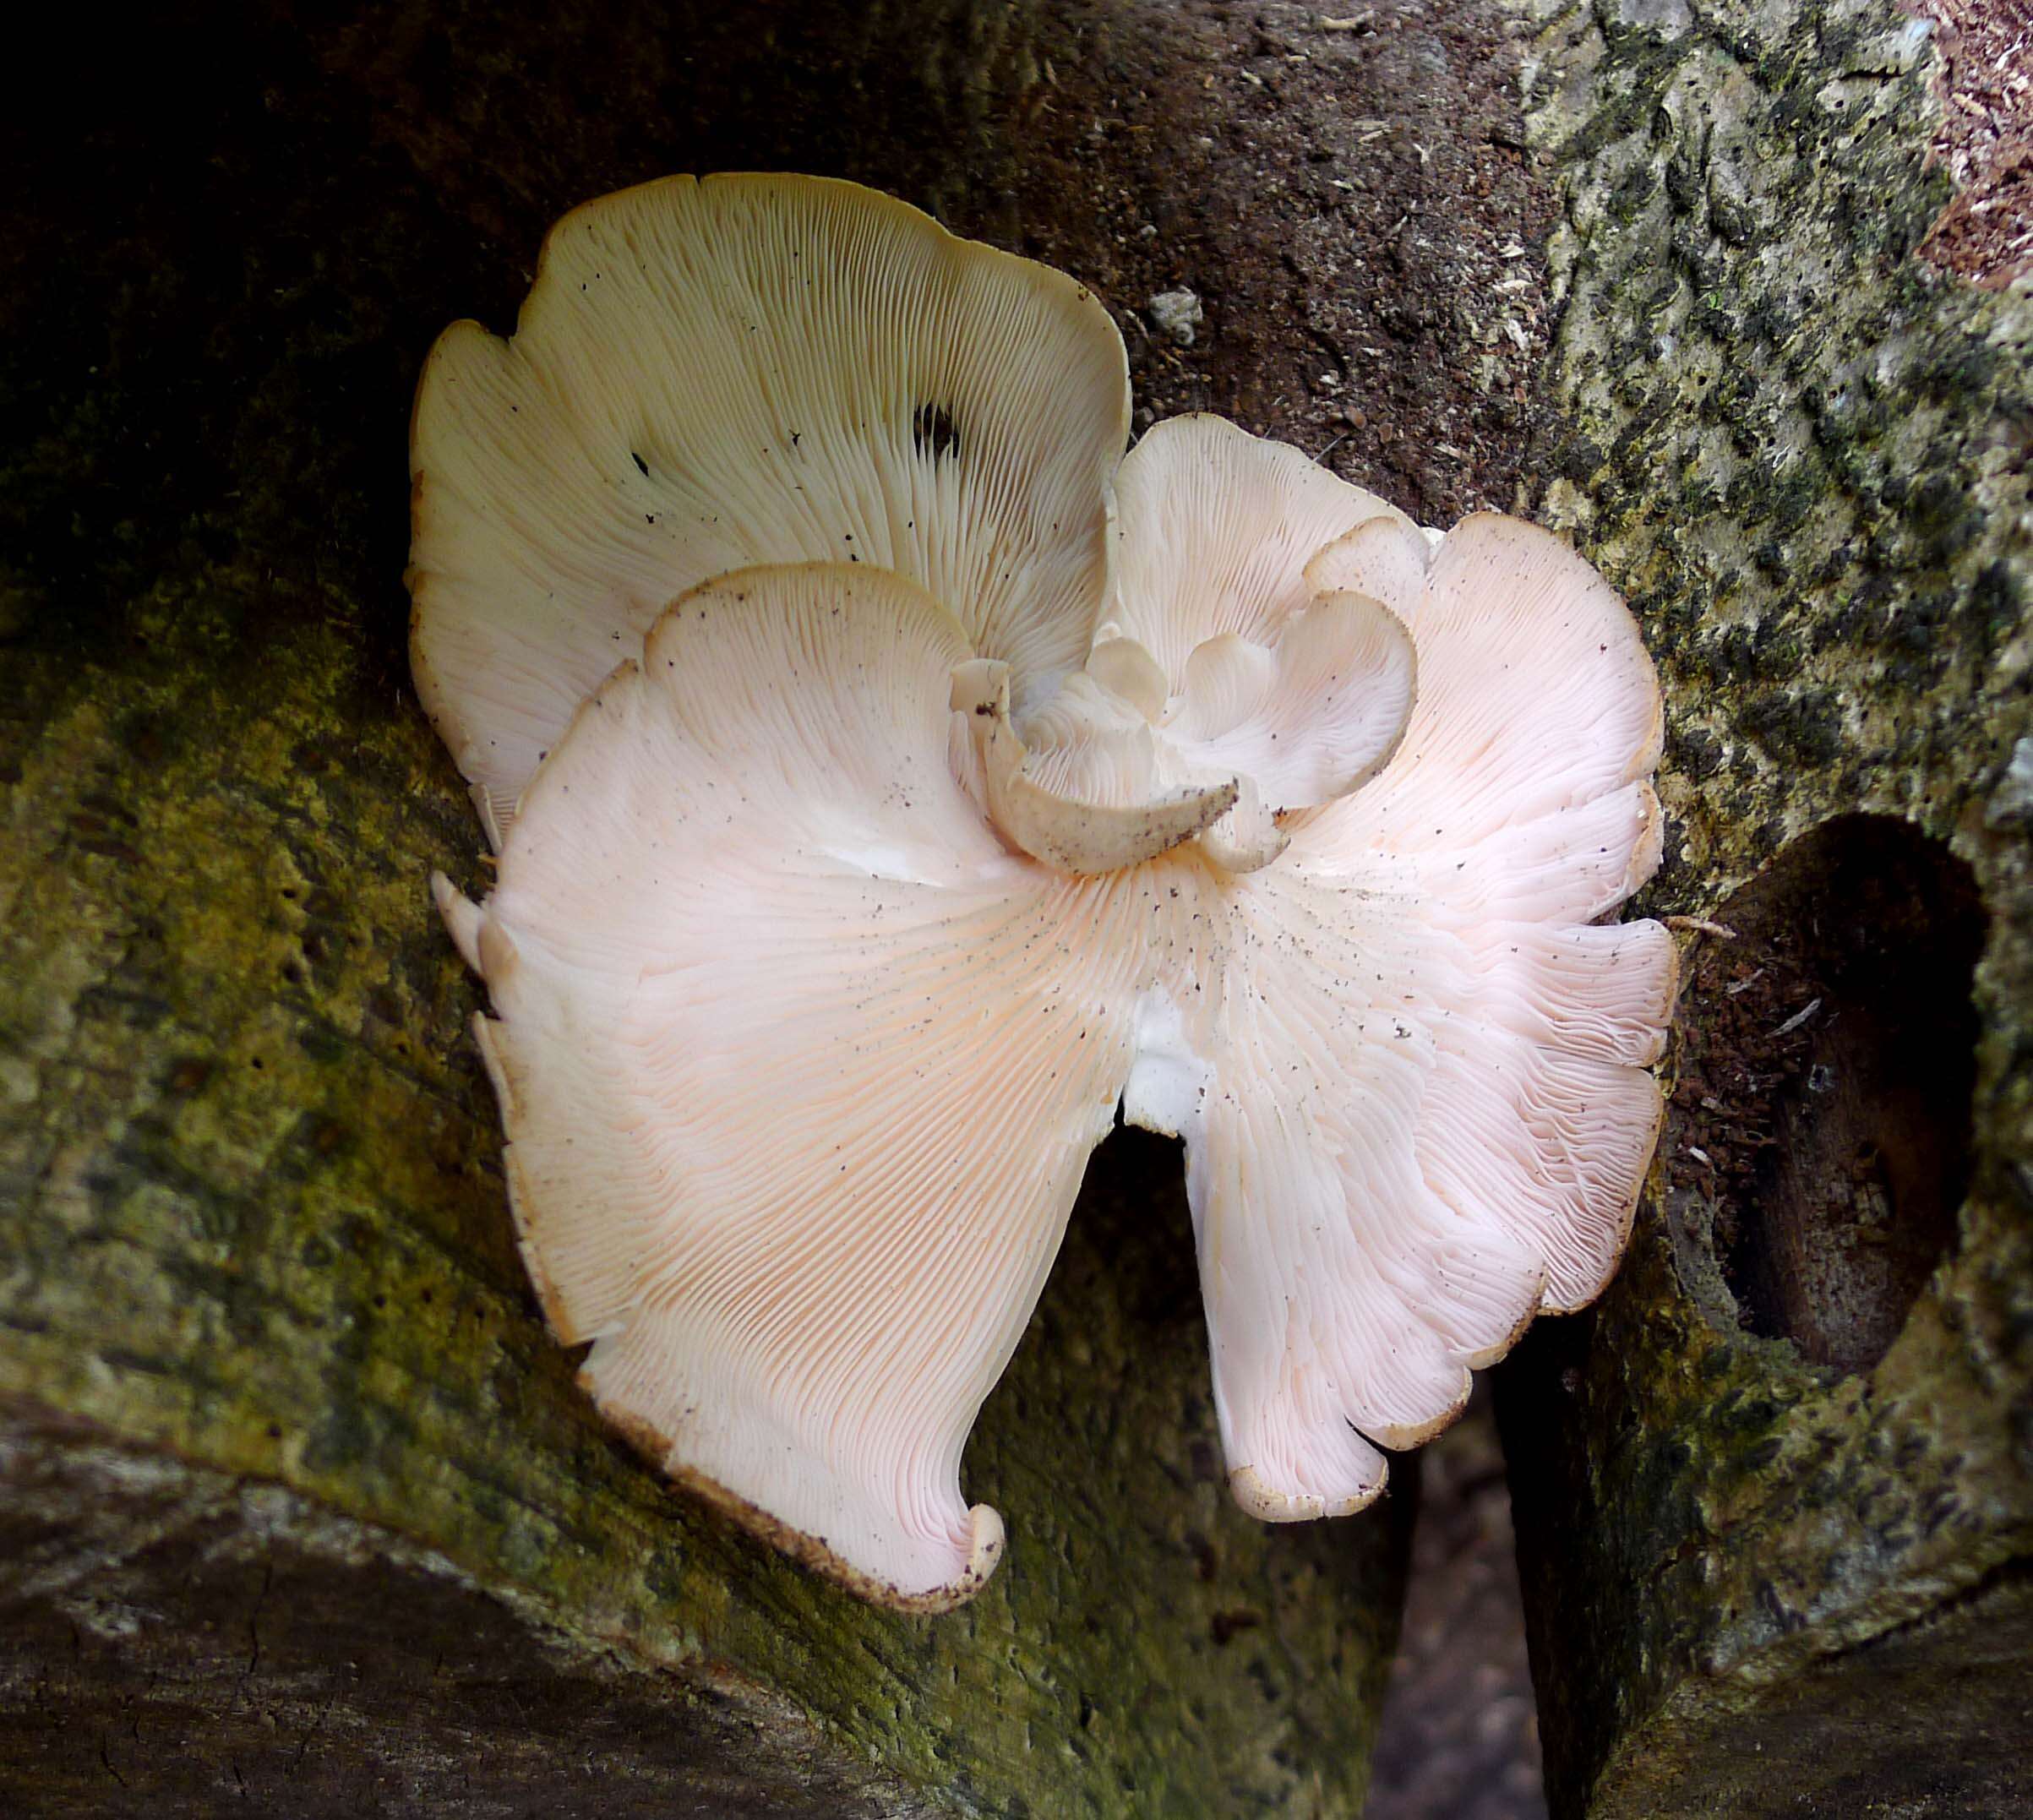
[437,564,1156,1610]
[413,189,1678,1605]
[1102,425,1676,1522]
[1088,415,1422,873]
[409,172,1130,847]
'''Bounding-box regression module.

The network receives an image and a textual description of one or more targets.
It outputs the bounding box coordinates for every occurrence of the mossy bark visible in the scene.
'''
[1497,0,2033,1813]
[0,5,1411,1813]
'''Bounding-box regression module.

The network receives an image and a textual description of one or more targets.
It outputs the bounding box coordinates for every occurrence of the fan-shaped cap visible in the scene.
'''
[436,564,1152,1609]
[409,172,1130,846]
[412,185,1678,1599]
[1110,437,1676,1521]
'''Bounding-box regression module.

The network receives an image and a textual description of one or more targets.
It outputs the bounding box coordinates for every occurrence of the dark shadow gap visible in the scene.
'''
[1666,813,1985,1372]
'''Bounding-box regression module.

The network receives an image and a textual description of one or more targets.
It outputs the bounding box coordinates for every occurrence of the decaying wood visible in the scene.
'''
[1496,1,2033,1812]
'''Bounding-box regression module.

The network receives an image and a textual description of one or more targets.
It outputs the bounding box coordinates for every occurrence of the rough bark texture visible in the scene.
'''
[1496,0,2033,1813]
[0,1403,924,1818]
[0,4,1434,1813]
[19,0,2025,1811]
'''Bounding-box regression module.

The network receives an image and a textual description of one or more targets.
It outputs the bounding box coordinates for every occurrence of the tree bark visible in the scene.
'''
[1496,1,2033,1812]
[0,3,1427,1812]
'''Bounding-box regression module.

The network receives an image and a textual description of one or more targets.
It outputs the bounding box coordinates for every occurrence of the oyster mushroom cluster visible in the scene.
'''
[409,174,1676,1611]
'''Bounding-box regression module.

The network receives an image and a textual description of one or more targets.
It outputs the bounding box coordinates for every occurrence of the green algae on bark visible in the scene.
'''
[0,575,1408,1811]
[0,5,1411,1812]
[1498,0,2033,1813]
[0,1403,935,1817]
[0,351,1406,1820]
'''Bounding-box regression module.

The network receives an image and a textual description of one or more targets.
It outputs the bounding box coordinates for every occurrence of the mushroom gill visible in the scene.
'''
[411,173,1676,1609]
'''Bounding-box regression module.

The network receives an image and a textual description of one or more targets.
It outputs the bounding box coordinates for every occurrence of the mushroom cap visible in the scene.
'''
[1092,415,1420,873]
[438,563,1150,1610]
[1109,436,1676,1520]
[1105,413,1410,676]
[413,178,1679,1596]
[1162,590,1417,820]
[409,172,1131,846]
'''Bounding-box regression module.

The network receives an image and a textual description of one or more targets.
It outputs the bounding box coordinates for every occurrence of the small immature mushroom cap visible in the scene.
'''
[1163,591,1417,820]
[409,172,1129,846]
[1095,416,1420,872]
[1109,435,1676,1521]
[438,563,1154,1610]
[1106,413,1410,675]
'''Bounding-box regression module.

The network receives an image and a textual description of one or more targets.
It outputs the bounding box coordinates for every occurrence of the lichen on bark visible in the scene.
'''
[1498,0,2033,1812]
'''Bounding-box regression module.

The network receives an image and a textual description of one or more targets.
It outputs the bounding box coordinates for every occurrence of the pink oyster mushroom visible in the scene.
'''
[410,175,1676,1610]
